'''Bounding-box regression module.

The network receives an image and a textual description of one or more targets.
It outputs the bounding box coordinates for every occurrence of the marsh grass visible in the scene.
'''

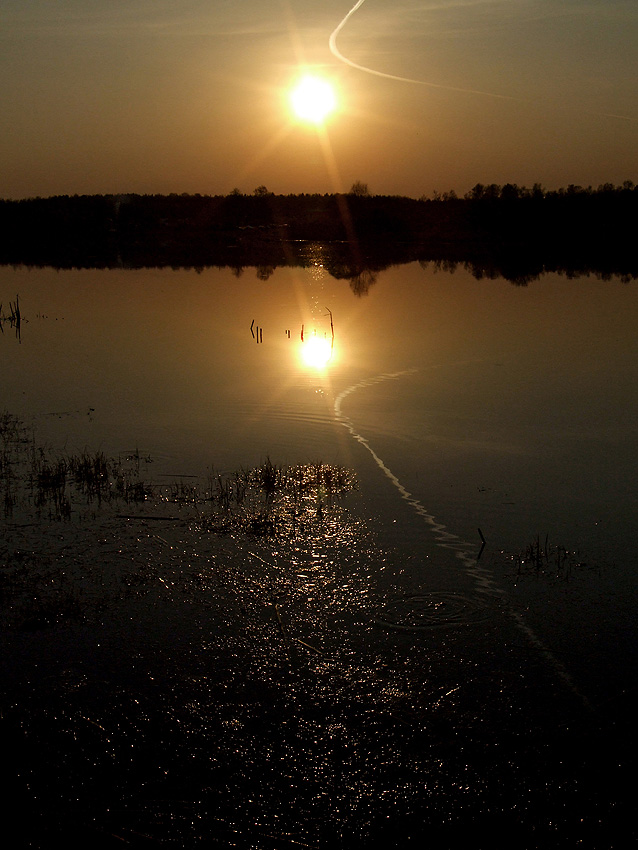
[512,533,598,582]
[32,454,71,520]
[1,412,358,629]
[26,448,153,518]
[0,407,358,635]
[1,410,356,530]
[0,295,22,339]
[1,413,157,520]
[203,457,357,537]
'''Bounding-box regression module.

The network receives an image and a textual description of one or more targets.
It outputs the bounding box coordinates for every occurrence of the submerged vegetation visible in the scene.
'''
[1,412,357,633]
[2,409,633,846]
[0,294,22,340]
[205,457,356,537]
[0,413,355,530]
[507,533,603,583]
[1,412,156,521]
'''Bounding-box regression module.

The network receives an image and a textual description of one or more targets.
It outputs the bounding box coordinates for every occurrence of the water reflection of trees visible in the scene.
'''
[348,270,377,297]
[3,241,635,289]
[255,266,275,281]
[1,188,637,288]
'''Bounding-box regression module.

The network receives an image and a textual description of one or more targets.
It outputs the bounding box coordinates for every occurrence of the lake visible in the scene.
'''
[2,257,637,845]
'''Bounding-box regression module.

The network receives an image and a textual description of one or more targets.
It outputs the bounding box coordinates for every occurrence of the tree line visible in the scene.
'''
[0,183,636,284]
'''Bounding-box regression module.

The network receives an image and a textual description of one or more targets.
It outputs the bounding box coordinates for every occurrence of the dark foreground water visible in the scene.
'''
[2,507,634,848]
[1,259,637,846]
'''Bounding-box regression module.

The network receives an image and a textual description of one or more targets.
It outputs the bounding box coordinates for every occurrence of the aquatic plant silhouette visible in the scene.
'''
[0,295,22,340]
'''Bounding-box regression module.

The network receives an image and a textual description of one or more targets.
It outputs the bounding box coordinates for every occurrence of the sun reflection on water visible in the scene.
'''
[300,335,334,369]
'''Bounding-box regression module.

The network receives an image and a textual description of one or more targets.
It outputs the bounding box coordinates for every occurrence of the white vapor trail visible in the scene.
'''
[328,0,515,101]
[328,0,638,121]
[335,368,591,708]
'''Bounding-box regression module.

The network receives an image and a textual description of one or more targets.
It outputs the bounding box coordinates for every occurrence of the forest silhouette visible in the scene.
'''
[1,182,636,286]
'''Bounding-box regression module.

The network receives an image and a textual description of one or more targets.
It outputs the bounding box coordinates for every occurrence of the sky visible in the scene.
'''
[1,0,637,199]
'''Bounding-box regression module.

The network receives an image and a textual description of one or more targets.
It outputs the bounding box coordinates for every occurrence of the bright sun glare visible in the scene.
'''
[301,336,333,369]
[290,75,337,124]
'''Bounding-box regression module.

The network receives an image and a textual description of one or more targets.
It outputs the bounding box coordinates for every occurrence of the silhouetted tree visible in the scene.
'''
[500,183,522,202]
[465,183,485,201]
[531,183,545,200]
[349,181,370,197]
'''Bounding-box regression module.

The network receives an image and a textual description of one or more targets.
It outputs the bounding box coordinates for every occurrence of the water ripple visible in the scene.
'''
[375,592,489,631]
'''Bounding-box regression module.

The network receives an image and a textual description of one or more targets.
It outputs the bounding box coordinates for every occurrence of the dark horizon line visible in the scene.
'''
[1,179,637,204]
[1,185,636,287]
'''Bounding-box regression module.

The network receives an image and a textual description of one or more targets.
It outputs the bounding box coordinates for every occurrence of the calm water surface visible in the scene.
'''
[0,263,638,676]
[3,263,637,526]
[2,258,638,842]
[3,262,638,670]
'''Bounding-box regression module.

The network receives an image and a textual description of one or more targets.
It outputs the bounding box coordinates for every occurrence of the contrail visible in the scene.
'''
[328,0,638,121]
[328,0,515,101]
[335,368,592,708]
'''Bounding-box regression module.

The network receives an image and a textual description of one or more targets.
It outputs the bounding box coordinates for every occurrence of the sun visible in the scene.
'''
[290,75,337,124]
[300,336,333,369]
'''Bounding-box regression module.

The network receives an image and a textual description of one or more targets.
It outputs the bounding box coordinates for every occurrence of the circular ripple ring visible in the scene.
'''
[374,592,488,631]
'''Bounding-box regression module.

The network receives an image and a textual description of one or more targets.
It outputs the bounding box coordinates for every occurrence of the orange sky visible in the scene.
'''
[1,0,637,199]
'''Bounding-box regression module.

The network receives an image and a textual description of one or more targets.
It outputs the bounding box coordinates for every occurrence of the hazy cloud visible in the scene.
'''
[1,2,283,41]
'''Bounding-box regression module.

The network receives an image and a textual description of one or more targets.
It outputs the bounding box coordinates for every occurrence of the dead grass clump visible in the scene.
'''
[2,411,357,538]
[512,534,600,582]
[203,459,357,538]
